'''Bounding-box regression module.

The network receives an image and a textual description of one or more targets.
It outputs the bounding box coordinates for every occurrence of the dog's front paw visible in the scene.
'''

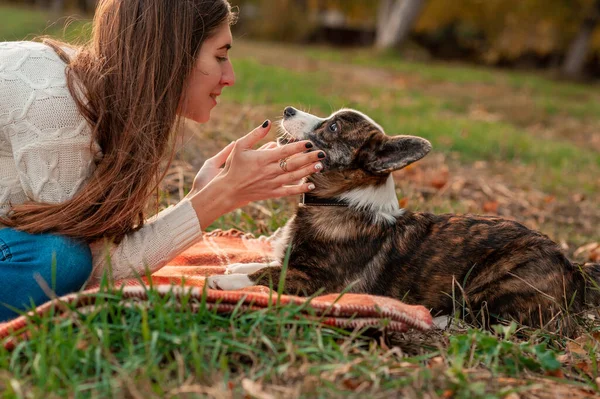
[206,274,254,291]
[225,262,267,275]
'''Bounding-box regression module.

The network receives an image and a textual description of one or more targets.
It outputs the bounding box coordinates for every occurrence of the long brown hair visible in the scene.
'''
[1,0,236,244]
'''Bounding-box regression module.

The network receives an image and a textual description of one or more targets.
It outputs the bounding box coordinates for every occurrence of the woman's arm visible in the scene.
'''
[87,197,201,283]
[87,121,324,284]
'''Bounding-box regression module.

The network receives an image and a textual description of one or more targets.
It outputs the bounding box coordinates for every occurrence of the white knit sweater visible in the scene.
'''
[0,41,202,284]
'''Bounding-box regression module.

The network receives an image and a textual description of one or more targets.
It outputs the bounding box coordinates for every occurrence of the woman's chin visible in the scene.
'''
[198,114,211,124]
[188,111,211,124]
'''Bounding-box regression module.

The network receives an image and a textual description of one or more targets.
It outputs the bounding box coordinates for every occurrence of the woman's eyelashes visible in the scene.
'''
[216,56,228,63]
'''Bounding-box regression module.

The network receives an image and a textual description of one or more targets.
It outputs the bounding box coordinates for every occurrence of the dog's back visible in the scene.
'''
[280,205,594,330]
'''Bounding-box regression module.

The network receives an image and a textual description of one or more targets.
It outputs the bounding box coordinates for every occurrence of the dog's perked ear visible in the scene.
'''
[361,135,432,174]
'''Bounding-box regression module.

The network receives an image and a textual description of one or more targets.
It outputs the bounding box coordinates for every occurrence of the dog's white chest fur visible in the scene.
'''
[340,175,405,224]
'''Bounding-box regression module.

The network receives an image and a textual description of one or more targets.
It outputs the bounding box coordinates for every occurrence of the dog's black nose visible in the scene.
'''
[283,107,296,119]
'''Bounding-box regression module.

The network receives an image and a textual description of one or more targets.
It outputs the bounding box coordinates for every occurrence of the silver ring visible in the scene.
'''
[279,158,289,172]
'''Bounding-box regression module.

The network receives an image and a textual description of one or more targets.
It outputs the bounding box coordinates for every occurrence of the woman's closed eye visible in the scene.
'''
[217,56,229,63]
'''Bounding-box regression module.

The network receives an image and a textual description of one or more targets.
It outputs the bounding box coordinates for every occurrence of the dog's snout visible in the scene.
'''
[283,107,297,119]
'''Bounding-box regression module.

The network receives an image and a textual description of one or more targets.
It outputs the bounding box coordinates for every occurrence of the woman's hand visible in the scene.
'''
[189,141,235,194]
[219,120,326,206]
[188,120,326,229]
[189,129,308,194]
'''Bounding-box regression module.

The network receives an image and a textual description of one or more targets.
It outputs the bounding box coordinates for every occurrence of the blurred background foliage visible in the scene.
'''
[2,0,600,79]
[235,0,600,79]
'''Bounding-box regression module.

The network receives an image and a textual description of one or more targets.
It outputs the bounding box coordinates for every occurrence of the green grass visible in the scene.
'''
[226,59,335,111]
[0,5,91,43]
[0,6,55,42]
[3,285,596,398]
[305,45,600,102]
[305,47,500,84]
[4,286,400,397]
[305,44,600,126]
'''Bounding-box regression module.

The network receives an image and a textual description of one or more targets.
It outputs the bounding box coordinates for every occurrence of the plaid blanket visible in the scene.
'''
[0,229,432,350]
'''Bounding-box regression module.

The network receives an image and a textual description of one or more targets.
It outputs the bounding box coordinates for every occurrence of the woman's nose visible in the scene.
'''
[221,62,235,87]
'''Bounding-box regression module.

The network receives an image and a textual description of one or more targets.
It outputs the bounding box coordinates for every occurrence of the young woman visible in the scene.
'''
[0,0,324,321]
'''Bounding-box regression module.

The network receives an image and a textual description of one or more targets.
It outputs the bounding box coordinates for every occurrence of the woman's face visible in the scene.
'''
[180,23,236,123]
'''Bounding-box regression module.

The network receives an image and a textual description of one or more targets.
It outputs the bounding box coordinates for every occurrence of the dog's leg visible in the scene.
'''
[263,227,284,243]
[225,261,280,275]
[206,274,255,290]
[249,267,318,296]
[207,266,318,295]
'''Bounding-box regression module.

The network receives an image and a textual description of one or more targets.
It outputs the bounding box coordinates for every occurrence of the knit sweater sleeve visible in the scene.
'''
[87,198,202,285]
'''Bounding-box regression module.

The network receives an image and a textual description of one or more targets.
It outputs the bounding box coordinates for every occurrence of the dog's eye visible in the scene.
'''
[328,122,338,133]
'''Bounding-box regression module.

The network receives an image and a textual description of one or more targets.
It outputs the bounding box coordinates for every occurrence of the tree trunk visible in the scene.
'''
[35,0,49,9]
[375,0,426,50]
[377,0,394,39]
[77,0,96,13]
[562,0,600,79]
[51,0,65,13]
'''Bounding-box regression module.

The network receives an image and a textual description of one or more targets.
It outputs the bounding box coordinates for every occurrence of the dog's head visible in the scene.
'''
[279,107,431,196]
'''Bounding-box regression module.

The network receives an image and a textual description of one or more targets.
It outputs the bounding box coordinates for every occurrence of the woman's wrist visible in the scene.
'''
[188,176,236,231]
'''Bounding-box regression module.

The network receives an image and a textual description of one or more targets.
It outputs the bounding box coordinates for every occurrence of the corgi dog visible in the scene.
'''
[208,107,600,333]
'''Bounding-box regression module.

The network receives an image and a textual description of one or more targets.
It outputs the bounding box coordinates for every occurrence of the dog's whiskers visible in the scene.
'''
[276,124,297,144]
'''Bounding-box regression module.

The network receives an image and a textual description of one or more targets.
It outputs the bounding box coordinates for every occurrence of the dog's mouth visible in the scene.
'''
[276,126,300,146]
[276,136,298,146]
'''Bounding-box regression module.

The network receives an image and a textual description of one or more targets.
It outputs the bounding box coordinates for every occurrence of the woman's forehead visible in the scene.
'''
[207,24,232,48]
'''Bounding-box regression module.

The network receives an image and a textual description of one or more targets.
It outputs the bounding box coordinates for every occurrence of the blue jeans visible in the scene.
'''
[0,228,92,322]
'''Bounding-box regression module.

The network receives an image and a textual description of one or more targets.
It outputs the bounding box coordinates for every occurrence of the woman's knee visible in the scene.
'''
[36,234,93,295]
[0,230,93,320]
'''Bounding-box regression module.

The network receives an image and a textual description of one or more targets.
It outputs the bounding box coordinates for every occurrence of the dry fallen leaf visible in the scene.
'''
[591,247,600,262]
[342,378,363,391]
[574,242,600,263]
[545,369,564,378]
[483,201,499,214]
[565,333,600,376]
[430,167,450,189]
[543,195,556,204]
[242,379,275,399]
[428,356,445,369]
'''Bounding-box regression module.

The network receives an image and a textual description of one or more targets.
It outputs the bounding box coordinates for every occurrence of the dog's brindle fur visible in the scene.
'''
[209,108,600,334]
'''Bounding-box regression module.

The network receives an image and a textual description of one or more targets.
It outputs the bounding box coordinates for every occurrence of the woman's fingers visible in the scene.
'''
[266,149,325,175]
[272,162,323,186]
[271,182,316,199]
[262,140,316,163]
[236,120,272,150]
[209,141,236,166]
[258,141,278,150]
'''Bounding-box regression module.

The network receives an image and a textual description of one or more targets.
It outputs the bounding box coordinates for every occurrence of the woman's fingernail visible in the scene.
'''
[305,142,313,149]
[315,163,323,171]
[318,151,326,159]
[308,183,316,190]
[262,120,269,128]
